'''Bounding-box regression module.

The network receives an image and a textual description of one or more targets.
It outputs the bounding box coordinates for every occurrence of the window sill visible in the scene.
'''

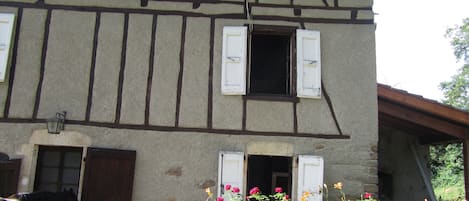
[243,95,299,103]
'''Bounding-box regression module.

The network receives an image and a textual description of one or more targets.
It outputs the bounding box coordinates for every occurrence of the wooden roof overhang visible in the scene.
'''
[378,84,469,144]
[378,83,469,200]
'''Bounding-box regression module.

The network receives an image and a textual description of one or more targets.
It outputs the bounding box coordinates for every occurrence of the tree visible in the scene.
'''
[439,65,469,110]
[430,18,469,201]
[445,18,469,63]
[440,17,469,111]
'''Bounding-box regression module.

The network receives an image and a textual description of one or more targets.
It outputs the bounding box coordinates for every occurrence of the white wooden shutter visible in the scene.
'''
[297,155,324,201]
[0,13,15,82]
[221,26,247,95]
[297,29,321,98]
[217,151,244,197]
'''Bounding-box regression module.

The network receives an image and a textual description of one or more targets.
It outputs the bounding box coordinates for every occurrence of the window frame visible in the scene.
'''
[34,146,83,193]
[246,154,293,196]
[221,26,321,99]
[218,152,324,201]
[246,25,298,99]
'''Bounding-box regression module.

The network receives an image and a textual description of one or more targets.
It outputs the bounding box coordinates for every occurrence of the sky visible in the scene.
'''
[373,0,469,101]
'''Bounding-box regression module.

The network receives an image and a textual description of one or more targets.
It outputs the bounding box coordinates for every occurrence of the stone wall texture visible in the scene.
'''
[0,0,377,200]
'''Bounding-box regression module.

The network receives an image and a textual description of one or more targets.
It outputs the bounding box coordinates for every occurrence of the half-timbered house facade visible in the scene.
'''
[0,0,377,200]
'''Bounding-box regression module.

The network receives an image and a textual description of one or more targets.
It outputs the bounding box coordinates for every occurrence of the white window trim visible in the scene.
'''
[217,152,324,201]
[220,26,322,99]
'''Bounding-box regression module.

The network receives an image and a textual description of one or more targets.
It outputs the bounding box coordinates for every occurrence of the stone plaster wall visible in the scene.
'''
[379,128,433,201]
[37,10,95,120]
[0,0,377,200]
[89,12,123,123]
[178,17,211,128]
[1,124,377,201]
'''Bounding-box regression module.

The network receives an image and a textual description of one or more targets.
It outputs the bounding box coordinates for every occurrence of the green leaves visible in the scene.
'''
[439,64,469,111]
[431,18,468,201]
[430,143,464,200]
[445,18,469,62]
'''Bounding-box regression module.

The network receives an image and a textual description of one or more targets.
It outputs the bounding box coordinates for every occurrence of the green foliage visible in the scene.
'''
[434,180,465,201]
[439,64,469,110]
[445,18,469,62]
[431,17,469,201]
[430,143,464,184]
[441,17,469,111]
[430,143,464,201]
[248,193,269,201]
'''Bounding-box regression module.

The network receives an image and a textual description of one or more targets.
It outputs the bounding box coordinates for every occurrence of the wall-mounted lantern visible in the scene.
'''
[47,111,66,134]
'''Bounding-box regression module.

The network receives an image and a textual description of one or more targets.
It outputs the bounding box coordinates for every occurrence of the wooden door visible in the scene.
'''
[81,148,136,201]
[0,159,21,197]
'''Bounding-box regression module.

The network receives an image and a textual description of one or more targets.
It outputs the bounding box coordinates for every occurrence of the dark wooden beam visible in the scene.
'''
[378,84,469,126]
[378,100,467,139]
[0,117,351,139]
[32,9,51,119]
[85,12,101,121]
[379,113,439,137]
[114,13,129,124]
[464,139,469,200]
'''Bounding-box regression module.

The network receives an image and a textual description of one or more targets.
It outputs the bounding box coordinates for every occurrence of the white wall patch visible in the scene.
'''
[0,13,15,82]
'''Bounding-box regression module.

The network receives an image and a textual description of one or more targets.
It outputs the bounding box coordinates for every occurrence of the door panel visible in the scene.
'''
[81,148,136,201]
[0,159,21,197]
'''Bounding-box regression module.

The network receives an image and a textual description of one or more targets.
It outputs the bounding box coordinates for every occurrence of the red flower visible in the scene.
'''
[217,197,224,201]
[249,187,260,195]
[232,187,240,193]
[364,192,372,199]
[284,195,290,200]
[275,187,283,193]
[225,184,231,191]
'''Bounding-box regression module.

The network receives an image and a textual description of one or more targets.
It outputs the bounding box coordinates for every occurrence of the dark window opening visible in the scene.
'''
[249,33,291,96]
[246,155,292,197]
[34,146,82,195]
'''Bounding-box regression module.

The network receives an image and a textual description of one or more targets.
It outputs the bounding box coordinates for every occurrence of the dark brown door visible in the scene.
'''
[0,159,21,197]
[81,147,136,201]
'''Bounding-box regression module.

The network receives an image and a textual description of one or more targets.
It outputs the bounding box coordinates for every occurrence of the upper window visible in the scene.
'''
[221,26,321,99]
[249,30,292,96]
[249,29,292,95]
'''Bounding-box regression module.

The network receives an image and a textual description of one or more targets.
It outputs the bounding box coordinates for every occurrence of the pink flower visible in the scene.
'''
[249,187,260,195]
[283,195,290,200]
[364,192,372,199]
[275,187,283,193]
[217,197,224,201]
[225,184,231,191]
[232,187,240,193]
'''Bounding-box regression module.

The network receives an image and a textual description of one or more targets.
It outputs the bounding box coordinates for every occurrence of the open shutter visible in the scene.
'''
[0,13,15,82]
[0,159,21,197]
[221,26,247,95]
[81,148,136,201]
[297,29,321,98]
[297,155,324,201]
[217,152,244,197]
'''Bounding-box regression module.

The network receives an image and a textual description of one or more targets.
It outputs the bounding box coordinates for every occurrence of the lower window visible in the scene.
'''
[218,152,323,200]
[34,146,82,194]
[246,155,292,196]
